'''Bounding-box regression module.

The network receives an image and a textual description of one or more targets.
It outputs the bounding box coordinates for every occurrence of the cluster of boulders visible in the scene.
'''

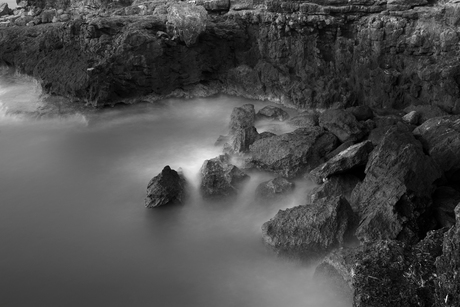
[144,101,460,305]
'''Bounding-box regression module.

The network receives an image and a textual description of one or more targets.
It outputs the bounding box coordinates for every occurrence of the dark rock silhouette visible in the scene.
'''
[145,166,186,208]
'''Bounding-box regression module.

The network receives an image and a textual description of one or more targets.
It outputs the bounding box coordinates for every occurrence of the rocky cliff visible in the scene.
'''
[1,0,460,111]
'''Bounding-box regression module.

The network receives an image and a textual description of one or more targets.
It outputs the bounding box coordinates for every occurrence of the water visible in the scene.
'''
[0,68,350,307]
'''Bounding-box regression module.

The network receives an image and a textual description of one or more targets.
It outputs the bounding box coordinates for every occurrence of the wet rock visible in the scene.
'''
[307,174,361,206]
[167,3,207,47]
[225,104,258,153]
[435,204,460,307]
[229,104,255,133]
[0,3,11,17]
[200,155,249,198]
[262,196,354,258]
[413,116,460,182]
[309,140,373,184]
[432,186,460,228]
[325,140,354,160]
[255,177,295,200]
[353,128,442,243]
[256,105,289,121]
[405,105,449,124]
[145,166,186,208]
[346,105,374,121]
[402,110,420,125]
[319,109,366,143]
[288,112,318,128]
[248,127,339,178]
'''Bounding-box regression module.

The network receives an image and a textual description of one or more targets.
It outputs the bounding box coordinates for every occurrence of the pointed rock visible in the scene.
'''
[145,166,186,208]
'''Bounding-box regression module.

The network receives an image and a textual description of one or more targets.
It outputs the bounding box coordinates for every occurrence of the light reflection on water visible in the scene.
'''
[0,69,349,307]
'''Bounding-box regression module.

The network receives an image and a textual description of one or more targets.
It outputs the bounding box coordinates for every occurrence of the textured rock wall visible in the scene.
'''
[1,0,460,111]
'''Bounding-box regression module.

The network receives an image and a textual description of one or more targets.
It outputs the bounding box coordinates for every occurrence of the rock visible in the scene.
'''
[256,105,289,121]
[167,3,207,47]
[262,196,354,257]
[258,131,276,139]
[405,105,449,124]
[402,110,420,125]
[387,0,428,11]
[255,177,295,200]
[316,230,445,307]
[432,186,460,228]
[200,155,249,198]
[367,121,409,145]
[229,104,255,133]
[202,0,230,12]
[346,105,374,121]
[40,10,54,23]
[307,174,361,206]
[288,112,318,128]
[435,204,460,307]
[145,166,186,208]
[0,3,11,17]
[59,14,70,22]
[319,109,366,143]
[413,116,460,182]
[247,127,339,178]
[353,127,442,243]
[373,115,403,128]
[309,140,373,184]
[16,0,27,8]
[215,135,229,146]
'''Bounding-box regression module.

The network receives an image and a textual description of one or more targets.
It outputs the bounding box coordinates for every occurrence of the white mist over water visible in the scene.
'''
[0,69,350,307]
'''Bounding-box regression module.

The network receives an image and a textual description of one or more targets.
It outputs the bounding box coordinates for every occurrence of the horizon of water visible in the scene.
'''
[0,67,351,307]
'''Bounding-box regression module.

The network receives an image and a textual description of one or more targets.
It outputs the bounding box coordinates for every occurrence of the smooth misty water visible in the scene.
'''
[0,68,349,307]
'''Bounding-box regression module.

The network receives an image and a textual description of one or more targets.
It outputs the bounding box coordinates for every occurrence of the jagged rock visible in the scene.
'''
[255,177,295,200]
[319,109,366,143]
[167,3,207,47]
[309,140,373,184]
[315,230,446,307]
[288,112,319,128]
[405,105,449,124]
[0,3,11,16]
[432,186,460,228]
[346,105,374,121]
[402,110,420,125]
[367,121,409,145]
[353,127,442,243]
[247,127,339,178]
[435,204,460,307]
[256,105,289,121]
[262,196,354,257]
[229,104,255,132]
[413,116,460,182]
[145,166,186,208]
[201,0,230,12]
[200,155,249,198]
[307,174,361,206]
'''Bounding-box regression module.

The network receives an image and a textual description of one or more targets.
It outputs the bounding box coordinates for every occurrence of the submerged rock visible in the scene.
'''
[247,127,339,178]
[145,166,186,208]
[309,140,373,184]
[353,128,442,243]
[262,196,354,258]
[255,177,295,200]
[256,105,289,121]
[200,155,249,198]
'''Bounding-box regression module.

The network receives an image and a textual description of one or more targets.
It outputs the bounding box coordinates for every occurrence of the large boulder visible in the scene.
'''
[353,127,442,243]
[200,155,249,198]
[319,109,367,143]
[256,105,289,121]
[145,166,186,208]
[167,3,207,47]
[435,204,460,307]
[255,177,295,200]
[224,104,259,153]
[307,174,361,206]
[288,112,319,128]
[413,116,460,182]
[261,196,354,257]
[247,127,339,178]
[309,140,373,184]
[315,229,446,307]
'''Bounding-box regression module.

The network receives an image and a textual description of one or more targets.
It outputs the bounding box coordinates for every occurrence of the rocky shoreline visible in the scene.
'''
[2,0,460,305]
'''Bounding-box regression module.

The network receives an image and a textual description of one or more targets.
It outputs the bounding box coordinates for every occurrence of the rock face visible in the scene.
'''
[432,186,460,228]
[309,140,373,184]
[307,174,361,206]
[413,116,460,182]
[145,166,186,208]
[225,104,259,153]
[319,109,366,143]
[200,155,249,198]
[255,177,294,200]
[261,196,354,257]
[247,127,338,178]
[256,105,289,121]
[353,127,442,243]
[167,3,208,47]
[288,112,318,128]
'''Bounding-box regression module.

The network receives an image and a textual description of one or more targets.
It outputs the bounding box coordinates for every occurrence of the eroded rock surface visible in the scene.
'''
[255,177,295,200]
[145,165,186,208]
